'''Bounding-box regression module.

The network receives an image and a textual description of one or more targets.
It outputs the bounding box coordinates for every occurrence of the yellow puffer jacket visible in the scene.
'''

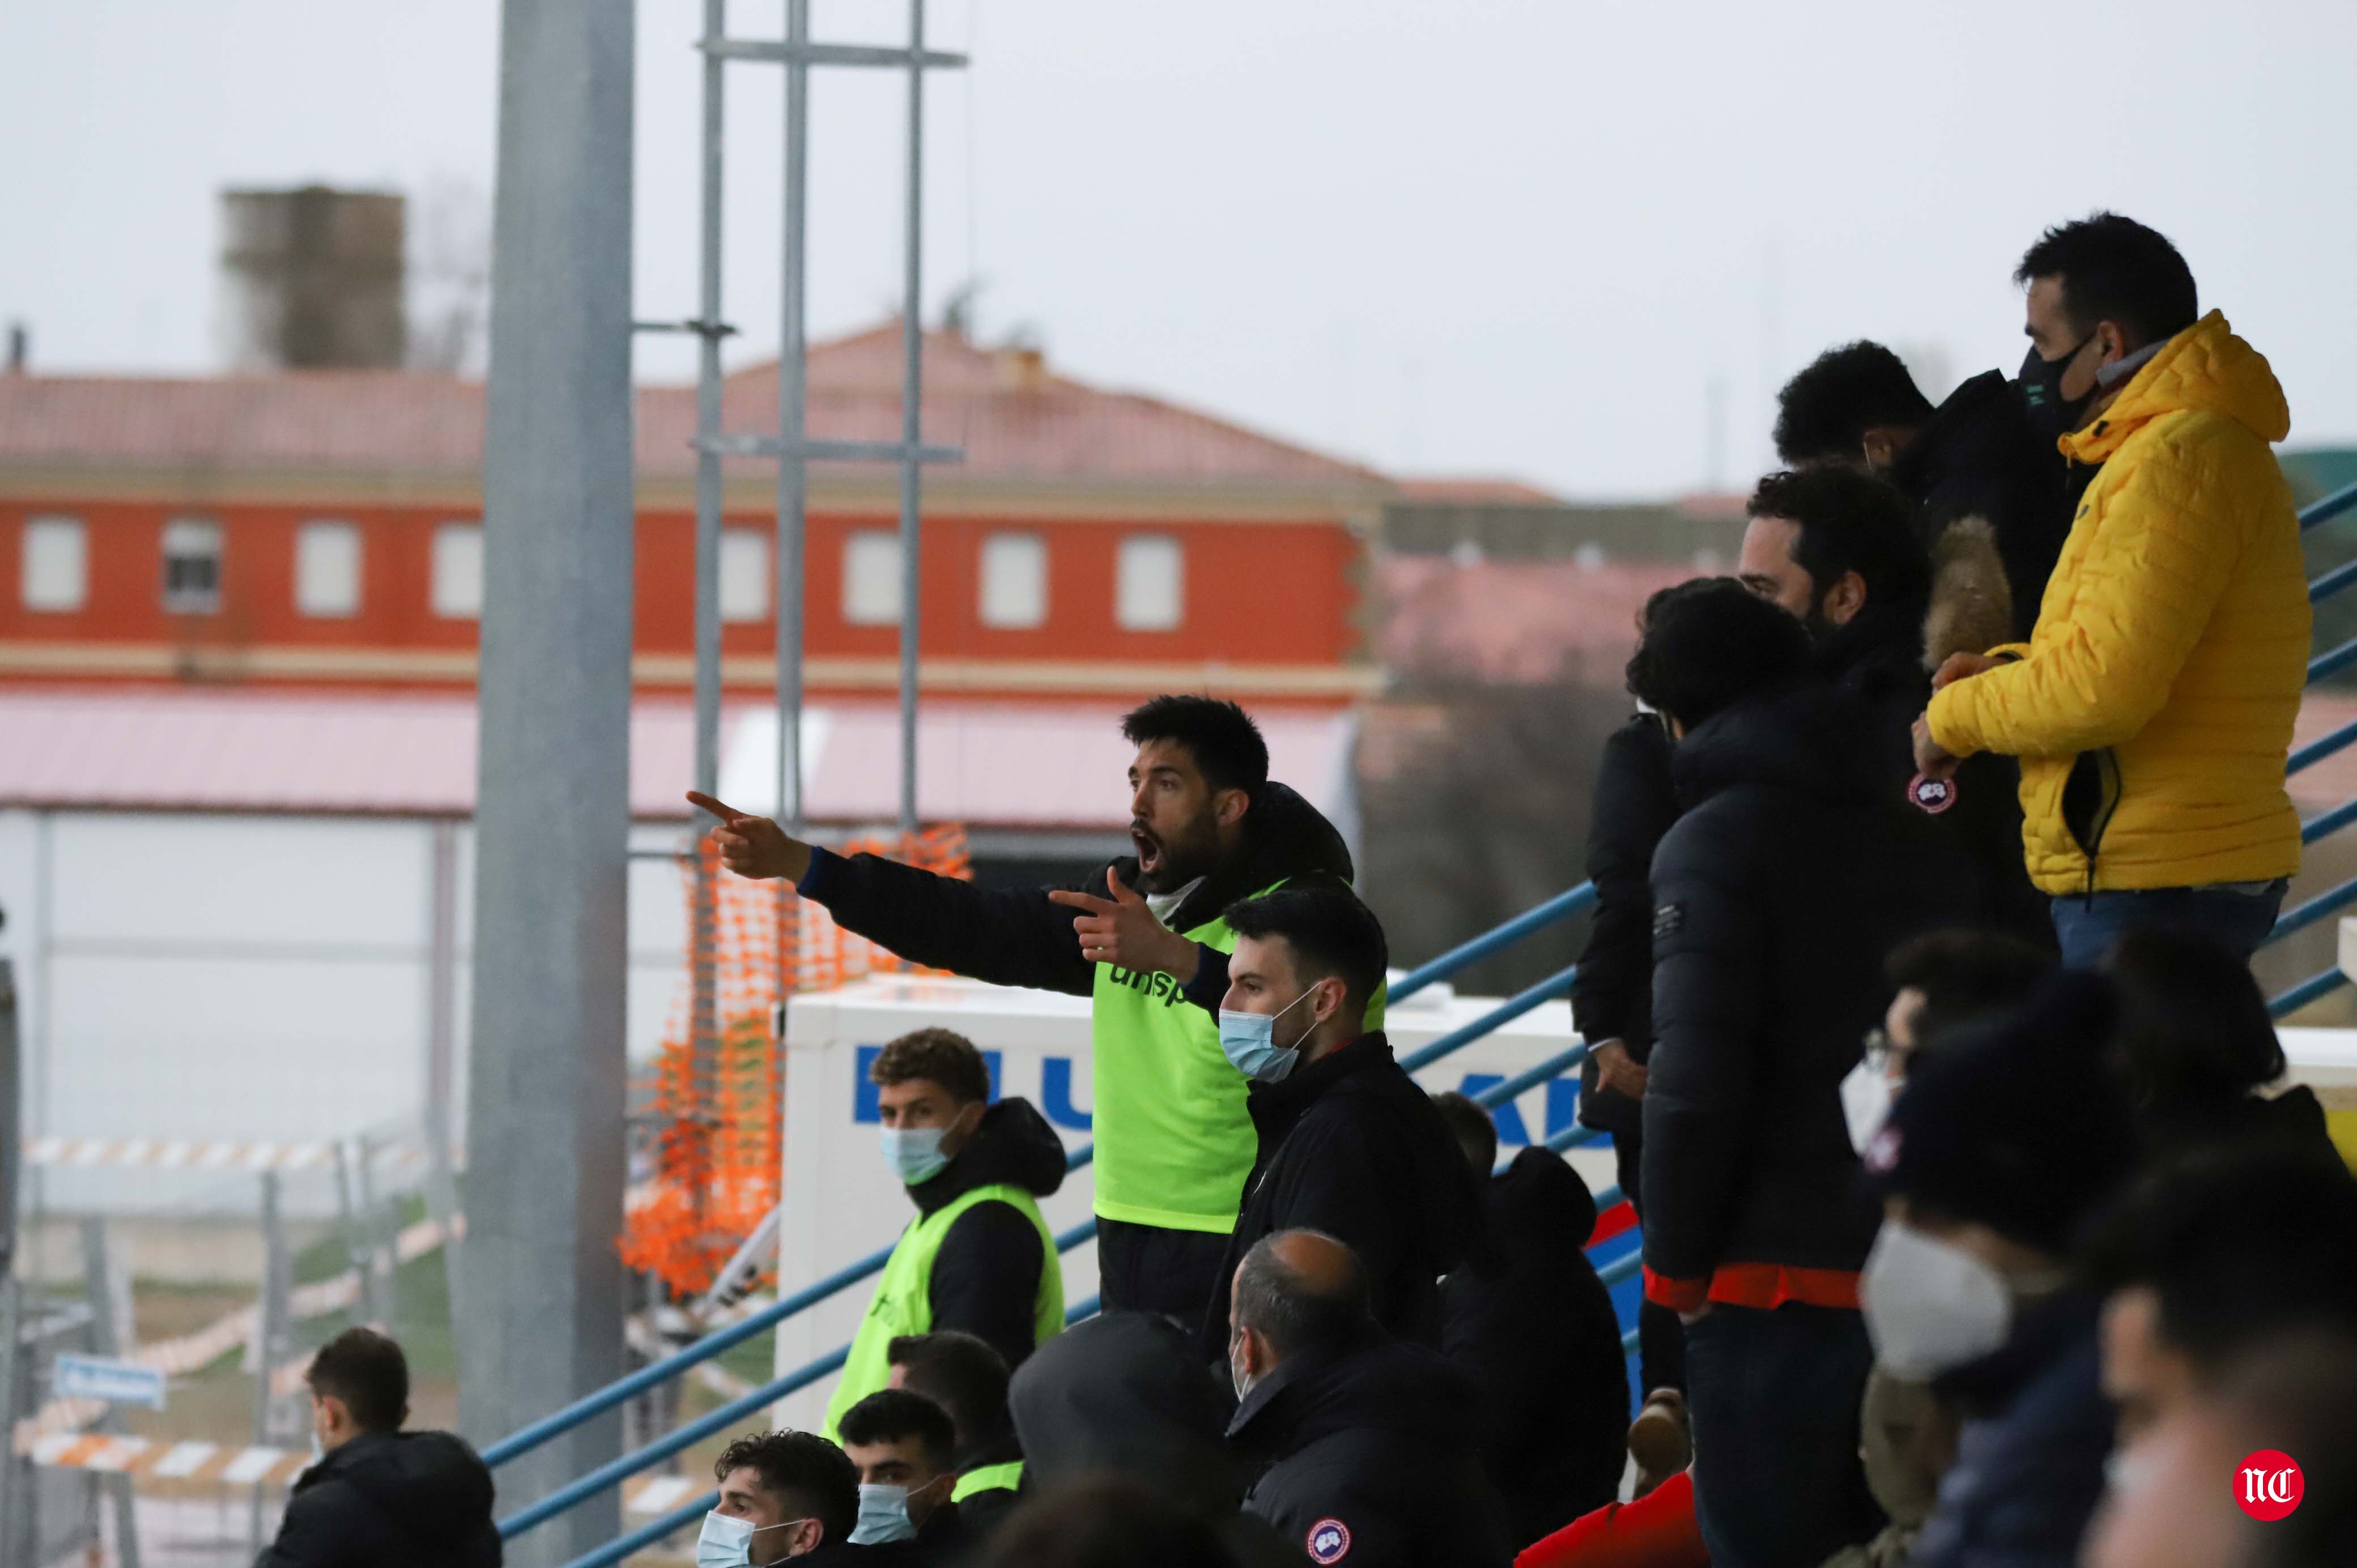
[1926,312,2308,895]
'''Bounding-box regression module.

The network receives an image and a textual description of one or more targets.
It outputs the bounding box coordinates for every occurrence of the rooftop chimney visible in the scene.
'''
[219,186,407,370]
[5,322,24,374]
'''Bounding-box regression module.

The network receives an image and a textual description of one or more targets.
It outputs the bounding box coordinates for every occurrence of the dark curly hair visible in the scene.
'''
[1625,578,1811,731]
[870,1027,992,1106]
[713,1430,860,1543]
[2015,212,2198,349]
[1746,467,1931,613]
[1120,694,1268,795]
[1773,341,1934,466]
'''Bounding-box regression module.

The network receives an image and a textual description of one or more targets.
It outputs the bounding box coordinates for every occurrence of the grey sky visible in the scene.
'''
[6,1,2354,498]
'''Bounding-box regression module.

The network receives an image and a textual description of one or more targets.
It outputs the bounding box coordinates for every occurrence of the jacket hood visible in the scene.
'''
[1228,1336,1484,1459]
[1487,1145,1597,1250]
[313,1430,495,1548]
[1673,684,1882,810]
[2064,311,2290,465]
[913,1096,1067,1213]
[1109,781,1357,934]
[1009,1311,1239,1515]
[1924,515,2016,670]
[1811,596,1929,702]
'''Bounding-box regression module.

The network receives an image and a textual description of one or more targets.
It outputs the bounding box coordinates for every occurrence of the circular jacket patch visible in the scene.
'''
[1907,772,1957,815]
[1306,1519,1352,1563]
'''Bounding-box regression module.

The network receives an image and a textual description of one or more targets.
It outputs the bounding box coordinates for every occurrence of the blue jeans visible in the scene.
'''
[2049,879,2288,970]
[1683,1303,1881,1568]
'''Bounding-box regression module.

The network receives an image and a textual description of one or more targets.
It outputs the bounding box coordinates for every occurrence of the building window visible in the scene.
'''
[432,522,484,619]
[161,518,224,613]
[1116,534,1182,631]
[720,529,770,623]
[21,515,87,612]
[979,532,1047,629]
[296,520,363,617]
[843,529,901,626]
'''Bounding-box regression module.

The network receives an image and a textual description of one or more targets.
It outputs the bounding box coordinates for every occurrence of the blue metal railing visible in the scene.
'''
[511,472,2357,1553]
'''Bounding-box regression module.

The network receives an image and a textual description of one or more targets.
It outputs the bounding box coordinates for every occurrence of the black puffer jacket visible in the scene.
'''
[797,782,1358,999]
[255,1430,500,1568]
[1891,369,2072,640]
[1440,1148,1628,1548]
[1201,1033,1484,1357]
[1642,685,1975,1290]
[1229,1335,1513,1568]
[909,1096,1067,1371]
[1570,713,1680,1137]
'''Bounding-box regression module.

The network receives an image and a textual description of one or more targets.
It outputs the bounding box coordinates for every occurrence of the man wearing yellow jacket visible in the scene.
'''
[1914,214,2308,968]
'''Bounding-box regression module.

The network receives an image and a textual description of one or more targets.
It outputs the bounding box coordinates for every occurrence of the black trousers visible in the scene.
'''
[1614,1124,1686,1397]
[1096,1217,1231,1324]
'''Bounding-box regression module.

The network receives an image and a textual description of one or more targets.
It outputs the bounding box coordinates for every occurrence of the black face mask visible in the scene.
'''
[2020,334,2095,439]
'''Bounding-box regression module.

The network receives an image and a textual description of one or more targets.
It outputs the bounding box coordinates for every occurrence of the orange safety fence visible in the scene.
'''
[620,825,972,1297]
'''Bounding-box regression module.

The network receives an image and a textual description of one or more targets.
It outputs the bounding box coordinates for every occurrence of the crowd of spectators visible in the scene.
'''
[256,209,2352,1568]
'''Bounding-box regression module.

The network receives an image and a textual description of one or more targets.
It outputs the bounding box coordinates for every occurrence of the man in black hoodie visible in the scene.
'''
[1195,890,1480,1360]
[823,1028,1067,1438]
[694,694,1362,1320]
[1225,1230,1513,1568]
[1434,1093,1628,1548]
[1775,339,2070,640]
[256,1328,500,1568]
[1629,580,1972,1568]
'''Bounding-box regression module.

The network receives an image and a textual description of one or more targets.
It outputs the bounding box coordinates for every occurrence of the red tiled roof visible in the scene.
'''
[1375,555,1695,685]
[0,322,1390,493]
[1393,477,1563,506]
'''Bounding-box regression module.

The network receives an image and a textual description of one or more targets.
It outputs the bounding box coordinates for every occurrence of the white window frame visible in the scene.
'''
[161,517,224,615]
[21,514,87,612]
[295,519,363,618]
[978,531,1048,629]
[720,529,771,623]
[1115,534,1184,632]
[843,529,902,627]
[432,522,484,620]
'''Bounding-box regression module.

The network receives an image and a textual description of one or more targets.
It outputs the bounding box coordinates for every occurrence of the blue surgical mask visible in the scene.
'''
[850,1482,918,1545]
[1218,985,1322,1083]
[695,1510,803,1568]
[879,1124,950,1185]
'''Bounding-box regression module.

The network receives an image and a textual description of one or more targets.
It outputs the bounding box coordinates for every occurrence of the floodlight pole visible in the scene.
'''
[896,0,928,839]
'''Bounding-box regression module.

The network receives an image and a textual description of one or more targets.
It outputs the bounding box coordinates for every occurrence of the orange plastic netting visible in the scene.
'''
[619,826,972,1296]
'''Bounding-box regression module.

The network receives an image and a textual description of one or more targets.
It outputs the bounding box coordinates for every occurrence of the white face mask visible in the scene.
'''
[850,1481,918,1545]
[1840,1058,1896,1156]
[1860,1218,2013,1379]
[695,1510,803,1568]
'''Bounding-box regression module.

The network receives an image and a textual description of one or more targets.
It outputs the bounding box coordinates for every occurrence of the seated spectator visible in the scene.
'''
[822,1027,1066,1440]
[1433,1092,1628,1545]
[2099,927,2337,1158]
[978,1475,1245,1568]
[1198,890,1482,1357]
[256,1327,499,1568]
[1629,578,1973,1568]
[2084,1331,2357,1568]
[2081,1143,2357,1444]
[701,1429,863,1564]
[835,1388,968,1561]
[1863,973,2139,1568]
[1224,1230,1513,1567]
[1774,339,2070,641]
[1840,926,2055,1153]
[887,1331,1024,1541]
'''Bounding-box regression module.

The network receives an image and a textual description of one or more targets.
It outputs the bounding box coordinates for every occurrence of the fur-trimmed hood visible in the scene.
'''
[1924,514,2016,671]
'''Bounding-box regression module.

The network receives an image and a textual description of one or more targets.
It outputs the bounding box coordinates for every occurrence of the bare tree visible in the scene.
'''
[407,174,492,376]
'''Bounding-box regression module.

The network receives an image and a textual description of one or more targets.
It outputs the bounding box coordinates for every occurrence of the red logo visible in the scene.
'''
[1907,772,1957,815]
[1306,1519,1352,1563]
[2236,1450,2303,1520]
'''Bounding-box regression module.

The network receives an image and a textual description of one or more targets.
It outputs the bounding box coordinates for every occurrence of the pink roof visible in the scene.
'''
[0,688,1354,831]
[0,323,1389,493]
[1375,555,1696,685]
[1392,477,1564,506]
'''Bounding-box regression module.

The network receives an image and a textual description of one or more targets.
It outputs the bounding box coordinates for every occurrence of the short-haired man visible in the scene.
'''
[888,1331,1024,1539]
[822,1028,1065,1440]
[836,1388,968,1560]
[1917,213,2310,968]
[1627,580,1972,1568]
[256,1327,499,1568]
[704,1430,862,1563]
[1838,926,2056,1153]
[1224,1230,1513,1567]
[692,694,1365,1319]
[1776,339,2070,640]
[1197,889,1479,1358]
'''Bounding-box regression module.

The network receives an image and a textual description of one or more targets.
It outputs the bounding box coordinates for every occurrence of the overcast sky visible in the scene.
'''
[7,1,2355,498]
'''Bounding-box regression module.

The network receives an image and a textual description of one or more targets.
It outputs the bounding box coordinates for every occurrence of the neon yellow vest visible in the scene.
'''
[1089,881,1384,1233]
[952,1459,1023,1502]
[823,1183,1062,1440]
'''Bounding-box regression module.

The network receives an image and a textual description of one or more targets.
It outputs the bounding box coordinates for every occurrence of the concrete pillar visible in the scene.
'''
[460,3,636,1563]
